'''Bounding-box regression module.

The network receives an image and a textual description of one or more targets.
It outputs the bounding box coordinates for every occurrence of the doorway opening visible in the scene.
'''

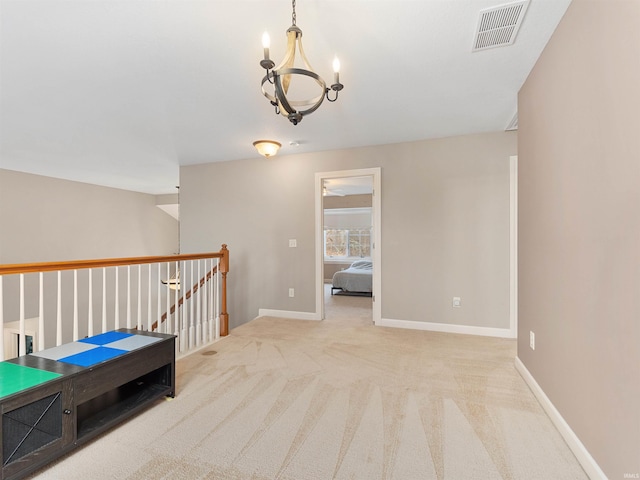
[315,168,381,323]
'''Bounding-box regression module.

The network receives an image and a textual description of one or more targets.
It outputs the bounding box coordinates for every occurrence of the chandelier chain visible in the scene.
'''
[291,0,297,26]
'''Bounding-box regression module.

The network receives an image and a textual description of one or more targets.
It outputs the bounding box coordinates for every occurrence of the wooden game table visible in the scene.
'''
[0,329,175,480]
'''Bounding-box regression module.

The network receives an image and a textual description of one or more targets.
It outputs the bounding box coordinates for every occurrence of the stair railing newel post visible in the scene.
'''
[220,244,229,336]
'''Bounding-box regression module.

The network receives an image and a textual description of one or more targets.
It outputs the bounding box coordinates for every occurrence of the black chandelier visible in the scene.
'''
[259,0,344,125]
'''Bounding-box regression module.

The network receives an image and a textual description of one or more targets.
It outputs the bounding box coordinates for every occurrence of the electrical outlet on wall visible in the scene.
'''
[289,288,295,298]
[452,297,462,308]
[530,331,535,350]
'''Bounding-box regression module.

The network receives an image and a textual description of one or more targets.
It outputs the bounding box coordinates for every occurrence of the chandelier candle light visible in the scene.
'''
[260,0,344,125]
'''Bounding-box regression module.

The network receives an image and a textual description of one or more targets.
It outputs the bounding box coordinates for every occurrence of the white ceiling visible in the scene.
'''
[0,0,571,195]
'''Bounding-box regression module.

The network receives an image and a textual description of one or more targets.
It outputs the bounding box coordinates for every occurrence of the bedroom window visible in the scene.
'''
[324,228,371,258]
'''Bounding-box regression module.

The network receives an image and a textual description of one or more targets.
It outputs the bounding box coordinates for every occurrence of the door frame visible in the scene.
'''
[315,167,382,323]
[509,155,518,337]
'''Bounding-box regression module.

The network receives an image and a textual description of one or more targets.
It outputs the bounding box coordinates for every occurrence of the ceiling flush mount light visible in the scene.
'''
[253,140,282,158]
[260,0,344,125]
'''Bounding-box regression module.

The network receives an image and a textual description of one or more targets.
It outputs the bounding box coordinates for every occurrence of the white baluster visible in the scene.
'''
[156,263,161,333]
[208,260,212,341]
[178,260,183,351]
[181,261,187,351]
[210,260,215,341]
[165,262,171,334]
[213,260,220,319]
[214,259,220,340]
[0,276,4,360]
[137,264,142,330]
[203,260,207,344]
[210,258,215,341]
[73,270,79,341]
[202,259,209,344]
[177,261,182,351]
[57,271,62,345]
[114,267,120,330]
[189,260,194,349]
[173,261,179,339]
[127,265,132,329]
[180,260,187,352]
[147,264,152,331]
[102,268,107,333]
[215,261,220,339]
[38,272,44,352]
[19,274,25,356]
[87,269,93,337]
[196,259,201,347]
[203,259,213,342]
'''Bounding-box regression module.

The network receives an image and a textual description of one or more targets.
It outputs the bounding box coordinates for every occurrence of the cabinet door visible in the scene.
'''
[1,379,73,480]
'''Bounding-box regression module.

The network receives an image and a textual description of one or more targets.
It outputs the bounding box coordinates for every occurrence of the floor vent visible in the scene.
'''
[473,1,530,52]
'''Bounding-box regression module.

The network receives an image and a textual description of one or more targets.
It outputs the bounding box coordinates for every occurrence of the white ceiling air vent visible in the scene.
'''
[473,1,530,52]
[505,112,518,131]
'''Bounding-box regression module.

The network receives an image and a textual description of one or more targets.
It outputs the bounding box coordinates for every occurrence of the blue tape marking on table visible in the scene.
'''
[78,331,133,346]
[58,346,129,367]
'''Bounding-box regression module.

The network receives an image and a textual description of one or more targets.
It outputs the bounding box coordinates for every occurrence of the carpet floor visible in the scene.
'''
[28,310,587,479]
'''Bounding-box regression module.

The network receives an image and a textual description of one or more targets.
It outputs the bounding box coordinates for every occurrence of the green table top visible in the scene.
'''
[0,362,62,399]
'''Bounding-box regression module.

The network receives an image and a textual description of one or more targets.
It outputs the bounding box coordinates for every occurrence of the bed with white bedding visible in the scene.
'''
[331,260,373,295]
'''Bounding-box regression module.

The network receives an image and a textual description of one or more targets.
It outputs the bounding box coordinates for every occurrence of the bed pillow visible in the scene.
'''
[350,260,373,269]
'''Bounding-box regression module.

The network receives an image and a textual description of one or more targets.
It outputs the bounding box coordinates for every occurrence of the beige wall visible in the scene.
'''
[518,0,640,477]
[180,131,516,330]
[0,169,179,344]
[0,169,178,263]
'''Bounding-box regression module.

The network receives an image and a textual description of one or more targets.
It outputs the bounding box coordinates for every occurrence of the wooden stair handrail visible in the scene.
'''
[0,251,225,276]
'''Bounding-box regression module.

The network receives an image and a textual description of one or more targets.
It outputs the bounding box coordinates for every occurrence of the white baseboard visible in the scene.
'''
[258,309,321,321]
[376,318,515,338]
[514,357,606,480]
